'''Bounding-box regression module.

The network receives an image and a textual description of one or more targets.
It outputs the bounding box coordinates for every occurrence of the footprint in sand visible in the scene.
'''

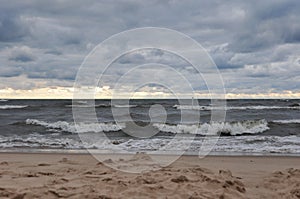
[58,157,77,164]
[37,163,51,166]
[0,161,8,166]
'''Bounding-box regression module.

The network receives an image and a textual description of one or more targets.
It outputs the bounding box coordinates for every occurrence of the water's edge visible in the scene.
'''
[0,148,299,157]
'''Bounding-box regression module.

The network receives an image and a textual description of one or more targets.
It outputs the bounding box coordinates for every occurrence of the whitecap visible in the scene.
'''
[113,104,137,108]
[25,119,125,133]
[153,119,269,136]
[0,105,28,109]
[272,119,300,124]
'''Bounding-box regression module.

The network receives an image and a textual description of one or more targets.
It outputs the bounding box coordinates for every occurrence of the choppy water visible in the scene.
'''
[0,99,300,154]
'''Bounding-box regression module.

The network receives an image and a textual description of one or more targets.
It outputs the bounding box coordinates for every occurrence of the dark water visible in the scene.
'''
[0,99,300,154]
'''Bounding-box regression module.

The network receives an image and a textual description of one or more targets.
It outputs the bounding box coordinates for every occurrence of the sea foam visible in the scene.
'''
[153,119,269,136]
[0,105,28,109]
[25,119,125,133]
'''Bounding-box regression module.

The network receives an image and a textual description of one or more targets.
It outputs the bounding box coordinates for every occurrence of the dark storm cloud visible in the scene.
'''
[0,0,299,93]
[44,50,62,56]
[117,49,187,68]
[227,0,300,52]
[0,14,29,42]
[0,65,23,77]
[9,46,36,62]
[9,54,34,62]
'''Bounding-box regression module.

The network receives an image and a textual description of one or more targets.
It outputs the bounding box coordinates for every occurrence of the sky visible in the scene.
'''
[0,0,300,99]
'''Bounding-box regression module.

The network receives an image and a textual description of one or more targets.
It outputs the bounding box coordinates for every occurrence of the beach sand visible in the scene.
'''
[0,152,300,198]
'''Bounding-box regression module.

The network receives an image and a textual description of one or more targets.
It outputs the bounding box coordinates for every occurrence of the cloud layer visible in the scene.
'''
[0,0,299,97]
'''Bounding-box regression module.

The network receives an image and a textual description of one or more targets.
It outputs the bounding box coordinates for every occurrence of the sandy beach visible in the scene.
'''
[0,152,299,198]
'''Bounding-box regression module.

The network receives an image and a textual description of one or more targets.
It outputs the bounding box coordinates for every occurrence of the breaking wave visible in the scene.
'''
[0,134,82,149]
[113,104,137,108]
[0,105,28,109]
[25,118,270,136]
[66,104,110,108]
[153,119,269,136]
[1,134,300,154]
[272,119,300,124]
[66,104,137,108]
[105,135,300,154]
[25,119,125,133]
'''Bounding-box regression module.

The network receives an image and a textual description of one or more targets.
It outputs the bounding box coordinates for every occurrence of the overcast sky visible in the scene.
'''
[0,0,300,98]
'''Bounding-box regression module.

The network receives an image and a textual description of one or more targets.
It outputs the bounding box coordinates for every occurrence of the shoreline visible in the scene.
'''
[1,148,300,157]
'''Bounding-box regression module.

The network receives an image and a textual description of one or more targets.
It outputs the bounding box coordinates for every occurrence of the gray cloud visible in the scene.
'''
[0,14,29,42]
[9,46,36,62]
[0,0,299,94]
